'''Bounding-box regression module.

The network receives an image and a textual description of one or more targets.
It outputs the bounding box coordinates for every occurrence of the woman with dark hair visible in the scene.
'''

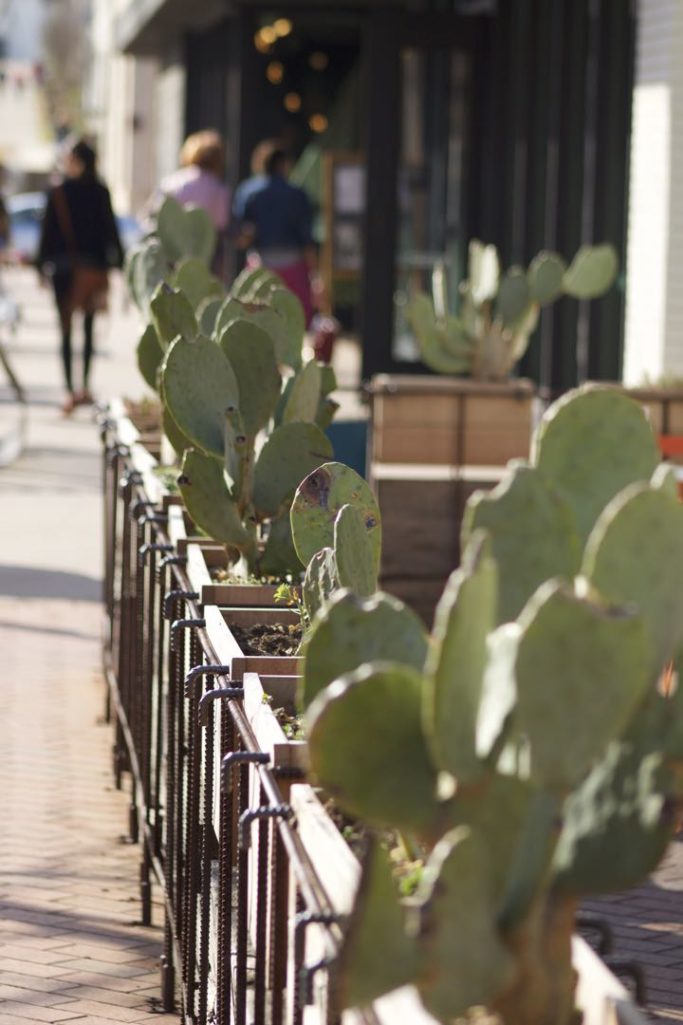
[38,138,123,415]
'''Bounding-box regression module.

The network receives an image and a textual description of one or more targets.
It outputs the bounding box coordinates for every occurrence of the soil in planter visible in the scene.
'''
[322,796,424,894]
[231,622,302,656]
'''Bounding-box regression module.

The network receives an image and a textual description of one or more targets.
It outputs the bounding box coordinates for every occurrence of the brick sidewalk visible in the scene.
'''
[0,269,177,1024]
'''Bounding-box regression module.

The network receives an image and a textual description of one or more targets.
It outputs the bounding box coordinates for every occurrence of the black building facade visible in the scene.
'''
[118,0,636,391]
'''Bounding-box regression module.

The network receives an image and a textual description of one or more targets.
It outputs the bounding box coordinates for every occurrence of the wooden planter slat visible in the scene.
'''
[186,541,280,607]
[369,374,535,467]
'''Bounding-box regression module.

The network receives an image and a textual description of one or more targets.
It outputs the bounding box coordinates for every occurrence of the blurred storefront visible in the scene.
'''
[102,0,636,390]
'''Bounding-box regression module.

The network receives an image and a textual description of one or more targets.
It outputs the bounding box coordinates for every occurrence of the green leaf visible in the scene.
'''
[562,244,618,299]
[301,589,427,710]
[157,195,216,266]
[177,448,249,547]
[334,503,378,597]
[290,462,380,571]
[514,581,652,791]
[136,324,163,391]
[252,422,332,517]
[417,828,513,1020]
[424,534,498,782]
[307,661,440,838]
[162,335,239,457]
[283,360,322,423]
[496,267,530,325]
[532,385,660,546]
[219,320,281,437]
[334,840,419,1010]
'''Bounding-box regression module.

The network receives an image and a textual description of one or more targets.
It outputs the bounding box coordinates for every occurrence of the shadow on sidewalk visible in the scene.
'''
[0,565,100,601]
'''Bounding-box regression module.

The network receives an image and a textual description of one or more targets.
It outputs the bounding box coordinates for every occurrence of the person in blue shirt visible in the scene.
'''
[233,140,317,325]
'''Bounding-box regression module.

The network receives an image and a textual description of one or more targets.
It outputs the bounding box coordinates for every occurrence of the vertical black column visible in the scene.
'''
[360,6,401,380]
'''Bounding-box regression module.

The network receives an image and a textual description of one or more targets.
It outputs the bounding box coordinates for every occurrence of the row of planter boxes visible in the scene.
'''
[100,398,648,1025]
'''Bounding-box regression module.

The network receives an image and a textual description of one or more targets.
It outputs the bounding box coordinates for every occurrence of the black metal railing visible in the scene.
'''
[100,417,345,1025]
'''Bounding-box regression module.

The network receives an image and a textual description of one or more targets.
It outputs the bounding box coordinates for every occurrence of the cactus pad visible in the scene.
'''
[306,661,439,836]
[583,485,683,676]
[334,503,378,597]
[302,547,338,623]
[532,385,660,545]
[333,840,418,1010]
[527,251,567,304]
[496,267,530,325]
[177,448,249,547]
[162,335,239,457]
[290,462,380,569]
[156,196,216,266]
[219,321,280,437]
[136,324,163,391]
[417,827,513,1021]
[252,422,332,517]
[283,360,322,423]
[562,244,618,299]
[462,462,581,623]
[150,283,197,347]
[424,535,498,782]
[301,589,427,710]
[172,257,224,310]
[514,581,652,791]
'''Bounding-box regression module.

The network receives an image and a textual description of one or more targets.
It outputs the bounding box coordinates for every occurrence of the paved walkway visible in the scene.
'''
[0,267,177,1025]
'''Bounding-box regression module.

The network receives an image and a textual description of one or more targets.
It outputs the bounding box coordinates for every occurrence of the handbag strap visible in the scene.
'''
[51,185,78,258]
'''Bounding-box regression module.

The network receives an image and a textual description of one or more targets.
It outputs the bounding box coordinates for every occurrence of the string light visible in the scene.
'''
[309,113,328,133]
[274,18,293,37]
[266,61,284,84]
[284,92,302,112]
[309,51,329,71]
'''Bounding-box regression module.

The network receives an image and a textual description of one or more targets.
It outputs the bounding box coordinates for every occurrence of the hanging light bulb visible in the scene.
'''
[309,51,329,71]
[308,113,328,133]
[284,92,302,112]
[274,18,293,37]
[266,61,284,84]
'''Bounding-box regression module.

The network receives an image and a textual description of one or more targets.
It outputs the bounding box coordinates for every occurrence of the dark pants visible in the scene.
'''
[53,272,95,393]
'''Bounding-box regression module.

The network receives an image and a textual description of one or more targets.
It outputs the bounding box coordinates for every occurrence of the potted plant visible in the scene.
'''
[369,240,619,623]
[295,386,682,1025]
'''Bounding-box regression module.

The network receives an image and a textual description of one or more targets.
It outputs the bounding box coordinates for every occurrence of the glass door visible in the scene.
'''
[393,45,473,362]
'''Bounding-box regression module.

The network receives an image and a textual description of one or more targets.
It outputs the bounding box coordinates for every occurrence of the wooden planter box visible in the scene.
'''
[368,374,536,468]
[289,785,648,1025]
[243,671,307,783]
[204,605,302,682]
[186,540,280,608]
[366,376,534,626]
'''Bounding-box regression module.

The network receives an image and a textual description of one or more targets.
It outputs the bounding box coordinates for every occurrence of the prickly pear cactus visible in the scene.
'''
[533,385,660,544]
[156,196,216,266]
[290,462,381,569]
[162,335,239,458]
[301,385,683,1025]
[301,588,427,710]
[407,240,618,379]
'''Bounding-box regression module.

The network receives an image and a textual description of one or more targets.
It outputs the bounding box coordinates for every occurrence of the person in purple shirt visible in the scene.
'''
[159,130,230,275]
[233,140,317,325]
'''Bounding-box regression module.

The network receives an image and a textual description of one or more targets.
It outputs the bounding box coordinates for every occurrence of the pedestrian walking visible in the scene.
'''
[37,138,123,415]
[158,129,230,276]
[233,140,318,326]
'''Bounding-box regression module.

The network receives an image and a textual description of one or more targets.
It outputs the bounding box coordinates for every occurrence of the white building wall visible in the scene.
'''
[86,0,158,216]
[624,0,683,384]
